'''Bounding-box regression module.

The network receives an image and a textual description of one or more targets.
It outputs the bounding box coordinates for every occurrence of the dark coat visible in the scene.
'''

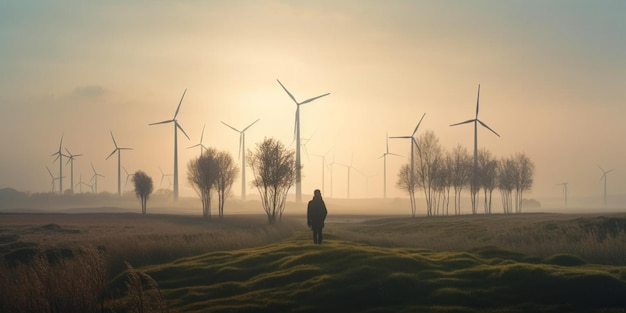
[307,196,327,228]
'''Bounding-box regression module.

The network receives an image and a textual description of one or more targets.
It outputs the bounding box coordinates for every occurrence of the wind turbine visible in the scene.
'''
[50,134,67,194]
[277,79,330,203]
[310,147,333,196]
[75,174,91,194]
[556,182,568,209]
[390,113,426,216]
[46,166,63,193]
[64,148,82,194]
[149,89,190,201]
[328,156,337,199]
[221,118,260,200]
[106,131,133,196]
[450,85,500,214]
[90,162,104,194]
[379,132,402,199]
[187,124,207,156]
[159,166,173,189]
[598,166,613,208]
[124,167,134,191]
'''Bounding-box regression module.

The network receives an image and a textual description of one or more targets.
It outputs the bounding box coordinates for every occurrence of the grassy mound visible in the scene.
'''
[116,231,626,313]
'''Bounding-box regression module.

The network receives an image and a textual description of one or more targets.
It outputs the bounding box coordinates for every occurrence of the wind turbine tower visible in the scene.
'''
[277,79,330,203]
[106,131,133,196]
[65,148,82,194]
[124,167,134,191]
[188,124,207,156]
[390,113,426,217]
[90,162,104,194]
[149,89,190,201]
[598,166,613,208]
[310,147,333,196]
[379,132,401,199]
[450,85,500,214]
[221,118,260,200]
[51,134,66,194]
[46,166,62,193]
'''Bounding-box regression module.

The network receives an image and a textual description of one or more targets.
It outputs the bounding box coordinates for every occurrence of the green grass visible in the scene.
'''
[3,212,626,312]
[114,230,626,313]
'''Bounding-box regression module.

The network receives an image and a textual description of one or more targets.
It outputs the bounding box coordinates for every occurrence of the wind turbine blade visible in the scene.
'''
[173,88,187,119]
[58,133,64,152]
[300,93,330,105]
[106,150,117,160]
[200,124,205,143]
[243,118,260,132]
[120,147,133,151]
[389,135,412,139]
[477,120,500,137]
[475,84,481,118]
[149,119,174,126]
[276,79,299,104]
[389,153,402,157]
[110,131,118,148]
[238,134,243,160]
[412,112,426,136]
[412,137,422,154]
[450,119,475,127]
[177,122,191,140]
[221,121,240,132]
[46,166,53,178]
[188,143,201,149]
[123,167,129,175]
[293,109,298,139]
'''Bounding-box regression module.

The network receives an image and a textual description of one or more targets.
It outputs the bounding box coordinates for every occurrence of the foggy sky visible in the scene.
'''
[1,1,625,209]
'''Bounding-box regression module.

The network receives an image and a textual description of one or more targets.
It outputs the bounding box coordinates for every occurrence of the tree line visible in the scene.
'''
[397,130,535,217]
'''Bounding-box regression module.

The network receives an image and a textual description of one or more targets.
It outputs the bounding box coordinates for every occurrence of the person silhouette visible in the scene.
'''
[307,189,328,244]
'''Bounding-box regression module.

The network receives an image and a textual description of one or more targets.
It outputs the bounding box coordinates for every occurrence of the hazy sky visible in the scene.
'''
[1,1,625,207]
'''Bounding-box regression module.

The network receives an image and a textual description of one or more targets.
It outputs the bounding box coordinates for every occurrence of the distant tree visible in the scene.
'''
[132,171,153,215]
[513,152,535,213]
[497,157,517,214]
[478,148,498,214]
[415,130,442,216]
[248,138,295,224]
[396,163,418,217]
[188,148,219,219]
[450,145,471,215]
[214,150,238,219]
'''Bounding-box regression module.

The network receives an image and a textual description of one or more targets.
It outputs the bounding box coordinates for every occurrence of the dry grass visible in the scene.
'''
[328,213,626,265]
[0,212,300,312]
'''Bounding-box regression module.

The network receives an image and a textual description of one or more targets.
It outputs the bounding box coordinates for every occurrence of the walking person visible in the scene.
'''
[307,189,328,244]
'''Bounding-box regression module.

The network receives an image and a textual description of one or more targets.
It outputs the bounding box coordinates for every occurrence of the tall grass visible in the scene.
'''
[0,247,107,313]
[330,213,626,265]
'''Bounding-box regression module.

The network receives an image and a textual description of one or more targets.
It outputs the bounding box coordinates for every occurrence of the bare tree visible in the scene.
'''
[478,148,498,214]
[248,138,295,224]
[187,148,219,219]
[214,150,238,219]
[497,157,516,214]
[450,145,471,215]
[513,152,535,213]
[132,171,153,215]
[396,163,417,217]
[414,130,442,216]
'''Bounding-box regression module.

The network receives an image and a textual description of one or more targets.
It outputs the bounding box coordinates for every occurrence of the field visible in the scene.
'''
[1,211,626,312]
